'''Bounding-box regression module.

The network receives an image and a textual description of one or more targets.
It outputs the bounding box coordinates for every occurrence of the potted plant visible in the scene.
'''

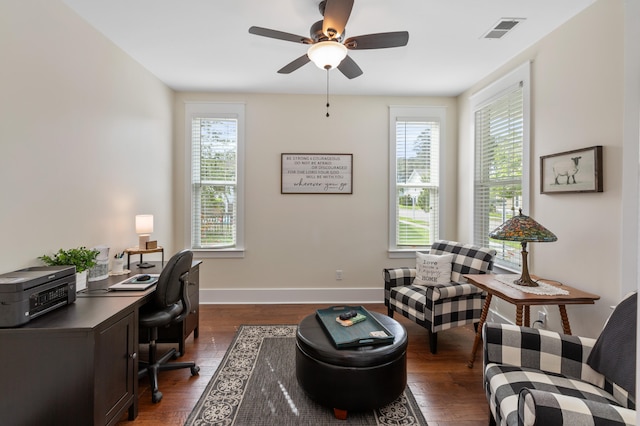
[39,246,100,291]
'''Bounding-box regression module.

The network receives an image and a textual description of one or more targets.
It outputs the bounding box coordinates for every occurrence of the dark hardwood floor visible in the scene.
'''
[117,304,489,425]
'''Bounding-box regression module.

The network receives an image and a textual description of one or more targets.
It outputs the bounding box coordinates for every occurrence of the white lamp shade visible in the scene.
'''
[307,41,348,70]
[135,214,154,235]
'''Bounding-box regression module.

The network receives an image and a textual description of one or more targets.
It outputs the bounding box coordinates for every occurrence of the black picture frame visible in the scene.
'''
[540,145,603,194]
[281,153,353,194]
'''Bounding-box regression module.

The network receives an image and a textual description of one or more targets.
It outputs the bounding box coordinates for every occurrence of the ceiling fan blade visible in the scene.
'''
[277,54,311,74]
[337,55,363,79]
[249,26,313,44]
[322,0,354,39]
[344,31,409,50]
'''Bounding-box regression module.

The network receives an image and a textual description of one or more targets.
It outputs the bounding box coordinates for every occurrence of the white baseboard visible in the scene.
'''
[199,287,384,304]
[199,289,517,327]
[487,308,513,325]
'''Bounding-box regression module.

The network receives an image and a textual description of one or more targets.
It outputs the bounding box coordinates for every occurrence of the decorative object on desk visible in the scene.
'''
[124,246,165,269]
[135,214,154,250]
[111,252,126,274]
[135,214,155,268]
[145,240,158,249]
[39,246,100,292]
[489,209,557,287]
[88,245,109,282]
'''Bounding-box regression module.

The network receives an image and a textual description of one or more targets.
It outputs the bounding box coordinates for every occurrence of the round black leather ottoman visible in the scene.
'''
[295,311,407,419]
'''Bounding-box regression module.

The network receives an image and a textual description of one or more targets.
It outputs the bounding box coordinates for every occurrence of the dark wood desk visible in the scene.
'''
[0,293,141,426]
[81,261,201,356]
[0,261,200,426]
[464,274,600,368]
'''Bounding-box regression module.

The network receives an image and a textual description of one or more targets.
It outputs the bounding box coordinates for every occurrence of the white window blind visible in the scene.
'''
[389,106,445,253]
[186,102,244,255]
[474,82,525,269]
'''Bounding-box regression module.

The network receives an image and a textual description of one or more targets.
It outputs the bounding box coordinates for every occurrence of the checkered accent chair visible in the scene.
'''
[483,322,636,426]
[384,240,496,354]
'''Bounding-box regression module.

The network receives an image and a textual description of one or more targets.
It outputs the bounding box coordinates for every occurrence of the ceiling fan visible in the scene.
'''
[248,0,409,79]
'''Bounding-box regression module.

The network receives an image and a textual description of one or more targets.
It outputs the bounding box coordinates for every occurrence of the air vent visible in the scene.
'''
[482,18,525,40]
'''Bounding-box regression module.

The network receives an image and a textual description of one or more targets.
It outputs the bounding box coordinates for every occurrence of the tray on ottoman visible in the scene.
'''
[315,305,394,348]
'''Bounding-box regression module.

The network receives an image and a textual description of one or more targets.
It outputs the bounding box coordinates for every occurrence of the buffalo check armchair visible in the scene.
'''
[384,240,496,354]
[483,292,637,426]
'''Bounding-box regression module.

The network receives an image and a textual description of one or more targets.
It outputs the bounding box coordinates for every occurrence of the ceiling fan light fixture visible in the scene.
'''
[307,41,347,70]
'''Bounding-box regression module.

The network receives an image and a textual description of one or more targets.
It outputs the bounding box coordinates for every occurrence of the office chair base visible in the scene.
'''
[139,347,200,403]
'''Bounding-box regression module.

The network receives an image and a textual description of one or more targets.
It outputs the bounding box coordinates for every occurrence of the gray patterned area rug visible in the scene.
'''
[185,325,427,426]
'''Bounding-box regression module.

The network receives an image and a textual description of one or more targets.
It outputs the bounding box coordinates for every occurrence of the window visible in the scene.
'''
[185,102,245,257]
[472,62,530,269]
[389,106,445,254]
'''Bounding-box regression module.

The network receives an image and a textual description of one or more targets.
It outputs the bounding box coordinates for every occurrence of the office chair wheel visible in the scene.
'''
[152,390,163,403]
[191,365,200,375]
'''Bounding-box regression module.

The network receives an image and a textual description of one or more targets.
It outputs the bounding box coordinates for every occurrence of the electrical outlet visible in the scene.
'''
[336,270,343,280]
[538,311,547,328]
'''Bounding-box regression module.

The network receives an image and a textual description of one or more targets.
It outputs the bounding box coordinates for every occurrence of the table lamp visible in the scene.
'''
[489,208,557,287]
[135,214,154,268]
[135,214,154,249]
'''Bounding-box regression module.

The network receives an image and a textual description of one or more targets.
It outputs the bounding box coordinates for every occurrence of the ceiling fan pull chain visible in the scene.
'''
[326,68,330,117]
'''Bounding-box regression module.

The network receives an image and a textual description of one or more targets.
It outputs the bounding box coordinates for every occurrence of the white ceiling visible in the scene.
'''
[62,0,594,97]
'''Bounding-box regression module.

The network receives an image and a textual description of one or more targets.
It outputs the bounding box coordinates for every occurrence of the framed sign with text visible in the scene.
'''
[281,153,353,194]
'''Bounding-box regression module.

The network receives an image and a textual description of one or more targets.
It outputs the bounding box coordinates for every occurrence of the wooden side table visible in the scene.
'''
[464,274,600,368]
[124,247,164,269]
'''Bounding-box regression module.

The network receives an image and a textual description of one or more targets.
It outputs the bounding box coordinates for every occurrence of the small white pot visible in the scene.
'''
[76,270,88,292]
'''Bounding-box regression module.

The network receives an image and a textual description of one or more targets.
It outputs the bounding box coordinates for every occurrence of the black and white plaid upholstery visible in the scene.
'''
[484,323,636,426]
[384,240,496,353]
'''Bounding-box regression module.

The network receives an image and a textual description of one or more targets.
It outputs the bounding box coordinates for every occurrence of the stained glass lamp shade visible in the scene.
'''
[489,209,557,287]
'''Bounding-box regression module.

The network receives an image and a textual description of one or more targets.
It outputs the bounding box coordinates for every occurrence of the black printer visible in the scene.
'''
[0,265,76,327]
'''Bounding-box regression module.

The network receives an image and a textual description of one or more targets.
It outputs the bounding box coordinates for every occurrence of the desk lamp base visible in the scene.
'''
[514,243,539,287]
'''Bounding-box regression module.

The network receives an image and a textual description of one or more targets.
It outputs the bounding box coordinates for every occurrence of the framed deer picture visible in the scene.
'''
[540,145,603,194]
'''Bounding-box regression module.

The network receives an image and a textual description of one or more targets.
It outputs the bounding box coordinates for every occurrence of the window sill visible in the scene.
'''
[388,249,429,259]
[193,248,245,259]
[492,264,520,274]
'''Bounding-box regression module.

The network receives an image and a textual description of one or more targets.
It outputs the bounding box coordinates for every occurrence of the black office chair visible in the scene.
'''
[138,249,200,403]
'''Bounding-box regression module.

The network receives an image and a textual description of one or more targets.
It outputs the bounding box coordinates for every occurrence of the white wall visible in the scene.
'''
[458,0,626,337]
[0,0,175,273]
[173,93,458,303]
[622,0,640,297]
[1,0,632,337]
[624,0,640,414]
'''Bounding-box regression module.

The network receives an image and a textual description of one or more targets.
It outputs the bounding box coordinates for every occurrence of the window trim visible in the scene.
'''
[470,61,530,270]
[184,101,245,258]
[388,105,447,258]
